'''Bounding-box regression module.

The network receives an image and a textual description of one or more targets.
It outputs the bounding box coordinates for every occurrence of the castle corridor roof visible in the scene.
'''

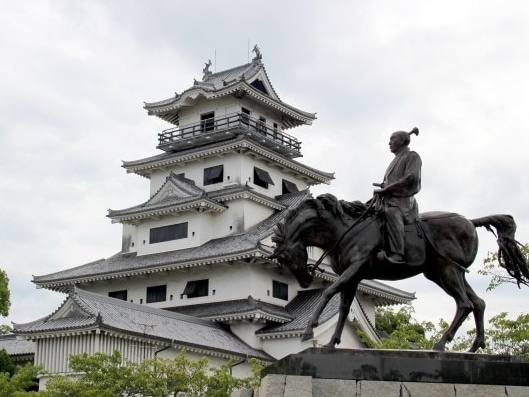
[14,289,272,361]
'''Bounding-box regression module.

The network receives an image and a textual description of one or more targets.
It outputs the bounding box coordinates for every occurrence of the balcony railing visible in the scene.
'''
[157,113,302,156]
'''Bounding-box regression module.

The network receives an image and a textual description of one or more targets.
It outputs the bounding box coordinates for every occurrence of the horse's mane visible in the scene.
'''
[272,194,368,244]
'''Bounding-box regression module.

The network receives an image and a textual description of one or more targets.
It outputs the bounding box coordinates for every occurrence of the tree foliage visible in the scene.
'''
[359,306,449,350]
[363,306,529,362]
[0,269,10,318]
[451,312,529,360]
[40,350,262,397]
[0,348,16,377]
[478,242,529,291]
[0,364,41,397]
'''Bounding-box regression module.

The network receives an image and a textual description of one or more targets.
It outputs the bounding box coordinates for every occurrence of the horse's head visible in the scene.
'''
[270,223,313,288]
[269,198,328,288]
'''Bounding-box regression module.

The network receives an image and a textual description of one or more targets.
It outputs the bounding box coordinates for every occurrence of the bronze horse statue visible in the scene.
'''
[270,193,528,352]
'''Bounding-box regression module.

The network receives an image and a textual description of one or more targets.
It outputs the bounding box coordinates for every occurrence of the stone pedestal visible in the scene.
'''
[257,348,529,397]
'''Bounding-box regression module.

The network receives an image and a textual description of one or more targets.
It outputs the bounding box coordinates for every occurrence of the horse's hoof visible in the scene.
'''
[301,331,314,342]
[468,340,485,353]
[323,339,339,348]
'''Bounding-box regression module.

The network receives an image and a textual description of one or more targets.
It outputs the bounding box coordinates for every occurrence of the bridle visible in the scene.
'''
[307,199,378,275]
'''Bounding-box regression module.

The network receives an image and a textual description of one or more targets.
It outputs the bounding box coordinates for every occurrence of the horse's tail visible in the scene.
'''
[471,215,529,288]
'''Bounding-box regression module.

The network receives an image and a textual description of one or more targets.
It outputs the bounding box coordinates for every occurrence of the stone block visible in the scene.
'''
[402,382,455,396]
[357,380,401,397]
[259,374,285,397]
[284,375,312,397]
[231,389,254,397]
[505,385,529,397]
[453,384,508,396]
[312,378,357,397]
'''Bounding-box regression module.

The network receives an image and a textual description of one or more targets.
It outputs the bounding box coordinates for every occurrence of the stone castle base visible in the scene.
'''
[252,348,529,397]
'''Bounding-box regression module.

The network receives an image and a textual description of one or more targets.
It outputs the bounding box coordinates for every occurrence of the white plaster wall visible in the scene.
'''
[80,261,306,310]
[122,223,138,253]
[177,96,239,126]
[261,317,365,360]
[134,212,198,256]
[229,322,264,350]
[36,336,256,390]
[240,155,307,198]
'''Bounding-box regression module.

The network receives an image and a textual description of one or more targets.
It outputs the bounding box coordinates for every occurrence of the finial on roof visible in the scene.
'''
[252,45,262,61]
[202,59,212,78]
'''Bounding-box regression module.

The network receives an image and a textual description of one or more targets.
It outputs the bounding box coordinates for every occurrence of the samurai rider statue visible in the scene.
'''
[373,127,421,264]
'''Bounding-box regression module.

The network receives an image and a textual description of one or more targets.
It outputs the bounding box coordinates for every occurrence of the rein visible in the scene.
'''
[307,199,377,275]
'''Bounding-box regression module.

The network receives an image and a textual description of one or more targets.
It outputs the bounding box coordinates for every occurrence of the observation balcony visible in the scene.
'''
[157,113,302,158]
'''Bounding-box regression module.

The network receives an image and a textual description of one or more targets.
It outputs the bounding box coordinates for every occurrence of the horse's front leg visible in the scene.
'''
[323,284,358,348]
[301,255,366,343]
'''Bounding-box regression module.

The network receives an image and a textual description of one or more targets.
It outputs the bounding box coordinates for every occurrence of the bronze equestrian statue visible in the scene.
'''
[270,131,528,352]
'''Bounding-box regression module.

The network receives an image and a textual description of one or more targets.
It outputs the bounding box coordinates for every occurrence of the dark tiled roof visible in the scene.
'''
[33,191,311,287]
[168,296,293,322]
[0,334,35,357]
[109,179,285,221]
[256,289,340,335]
[143,59,315,126]
[121,136,335,183]
[14,289,272,361]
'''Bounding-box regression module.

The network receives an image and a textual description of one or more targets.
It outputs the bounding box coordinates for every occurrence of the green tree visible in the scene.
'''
[359,306,449,350]
[452,312,529,360]
[42,350,262,397]
[478,242,529,291]
[0,269,10,317]
[0,348,16,377]
[0,364,41,397]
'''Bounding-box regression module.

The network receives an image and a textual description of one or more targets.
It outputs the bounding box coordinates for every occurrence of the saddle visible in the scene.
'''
[401,212,460,266]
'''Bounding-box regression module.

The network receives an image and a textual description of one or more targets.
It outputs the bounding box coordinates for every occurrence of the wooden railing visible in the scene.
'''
[157,113,301,153]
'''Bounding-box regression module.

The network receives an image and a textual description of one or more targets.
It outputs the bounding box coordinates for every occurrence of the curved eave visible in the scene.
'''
[17,325,271,361]
[218,190,286,211]
[33,249,270,292]
[108,199,228,224]
[205,311,292,324]
[145,82,315,129]
[15,324,100,337]
[122,139,334,185]
[99,326,271,361]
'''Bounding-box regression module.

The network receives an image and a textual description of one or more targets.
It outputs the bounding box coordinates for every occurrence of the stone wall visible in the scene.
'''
[251,374,529,397]
[242,348,529,397]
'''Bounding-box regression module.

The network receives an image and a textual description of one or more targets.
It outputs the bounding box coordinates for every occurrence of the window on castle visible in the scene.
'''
[258,116,266,134]
[200,111,215,133]
[282,179,299,194]
[149,222,188,244]
[273,280,288,301]
[146,285,167,303]
[204,165,223,185]
[241,107,251,126]
[254,167,274,189]
[108,290,127,301]
[182,279,209,298]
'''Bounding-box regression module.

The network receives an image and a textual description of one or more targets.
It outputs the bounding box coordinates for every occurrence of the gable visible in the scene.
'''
[50,299,91,321]
[149,173,204,205]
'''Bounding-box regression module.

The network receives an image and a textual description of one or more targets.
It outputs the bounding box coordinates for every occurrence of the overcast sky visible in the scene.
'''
[1,0,528,339]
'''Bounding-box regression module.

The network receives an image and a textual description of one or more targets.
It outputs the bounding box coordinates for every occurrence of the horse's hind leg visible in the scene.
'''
[464,279,486,352]
[425,264,474,351]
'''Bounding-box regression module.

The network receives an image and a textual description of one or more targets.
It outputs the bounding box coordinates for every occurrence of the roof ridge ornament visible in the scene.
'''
[252,45,262,62]
[202,59,212,79]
